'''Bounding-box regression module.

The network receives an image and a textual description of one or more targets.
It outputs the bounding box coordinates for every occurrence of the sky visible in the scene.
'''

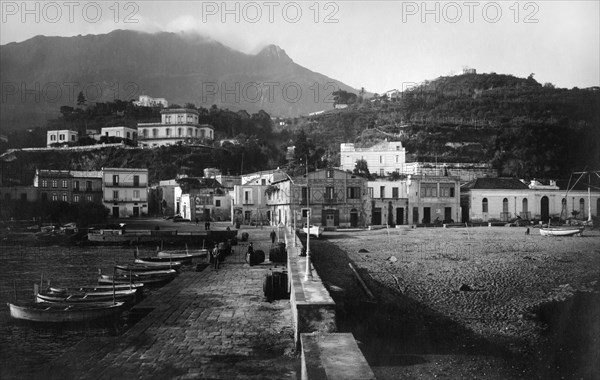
[1,1,598,93]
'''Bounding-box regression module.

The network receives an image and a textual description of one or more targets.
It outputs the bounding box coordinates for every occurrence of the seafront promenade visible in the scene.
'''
[36,227,299,379]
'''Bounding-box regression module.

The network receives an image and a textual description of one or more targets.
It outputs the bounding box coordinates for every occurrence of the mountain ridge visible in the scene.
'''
[0,29,357,131]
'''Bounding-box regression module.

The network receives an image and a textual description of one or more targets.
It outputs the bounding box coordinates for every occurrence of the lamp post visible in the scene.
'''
[304,210,313,281]
[293,210,297,247]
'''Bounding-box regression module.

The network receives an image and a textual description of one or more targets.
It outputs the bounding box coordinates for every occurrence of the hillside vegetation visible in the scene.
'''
[2,72,599,183]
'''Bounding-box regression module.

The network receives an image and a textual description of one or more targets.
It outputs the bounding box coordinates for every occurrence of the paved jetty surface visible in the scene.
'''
[38,228,299,379]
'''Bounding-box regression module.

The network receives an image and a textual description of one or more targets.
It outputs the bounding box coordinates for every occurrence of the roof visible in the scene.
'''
[160,108,199,115]
[462,177,529,190]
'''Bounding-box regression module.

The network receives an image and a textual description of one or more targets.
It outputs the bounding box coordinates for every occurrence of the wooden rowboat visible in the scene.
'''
[116,262,182,272]
[156,249,208,260]
[49,283,144,293]
[134,258,183,267]
[539,226,584,237]
[7,301,123,323]
[36,289,138,304]
[98,269,177,286]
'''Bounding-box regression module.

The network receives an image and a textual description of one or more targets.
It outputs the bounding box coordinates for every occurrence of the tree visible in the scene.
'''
[76,91,86,107]
[353,159,371,178]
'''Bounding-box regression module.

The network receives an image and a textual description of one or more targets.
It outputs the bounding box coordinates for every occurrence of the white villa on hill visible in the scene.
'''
[137,108,214,147]
[47,130,78,147]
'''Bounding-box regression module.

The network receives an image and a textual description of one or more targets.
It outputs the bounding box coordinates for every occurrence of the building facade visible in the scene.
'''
[47,130,78,147]
[100,126,137,141]
[269,168,370,228]
[134,95,169,108]
[231,184,271,225]
[340,139,406,176]
[137,109,214,147]
[461,178,600,223]
[102,168,148,218]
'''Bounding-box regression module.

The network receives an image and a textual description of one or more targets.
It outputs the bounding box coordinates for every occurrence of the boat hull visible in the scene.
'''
[7,301,123,323]
[36,290,138,305]
[49,284,144,293]
[540,227,584,237]
[116,262,181,272]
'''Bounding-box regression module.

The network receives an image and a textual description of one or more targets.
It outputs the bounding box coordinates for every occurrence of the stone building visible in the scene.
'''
[137,108,214,147]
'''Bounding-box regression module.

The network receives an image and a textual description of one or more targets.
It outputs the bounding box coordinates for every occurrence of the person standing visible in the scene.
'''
[212,245,220,270]
[270,230,276,245]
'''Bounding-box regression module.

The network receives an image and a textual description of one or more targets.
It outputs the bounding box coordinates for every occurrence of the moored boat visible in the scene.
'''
[48,283,144,293]
[98,269,177,286]
[116,262,182,272]
[156,249,208,260]
[36,289,138,304]
[133,258,183,267]
[7,301,124,323]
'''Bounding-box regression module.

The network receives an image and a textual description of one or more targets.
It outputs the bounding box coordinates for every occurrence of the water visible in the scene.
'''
[0,244,161,379]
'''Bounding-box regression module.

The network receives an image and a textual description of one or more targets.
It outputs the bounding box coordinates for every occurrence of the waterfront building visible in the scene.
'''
[102,168,148,218]
[340,139,406,176]
[461,178,600,223]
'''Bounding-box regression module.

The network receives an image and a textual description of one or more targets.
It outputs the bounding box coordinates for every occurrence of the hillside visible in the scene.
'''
[288,73,600,178]
[0,30,358,132]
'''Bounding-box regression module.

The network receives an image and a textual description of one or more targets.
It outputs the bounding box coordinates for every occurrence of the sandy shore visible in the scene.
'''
[309,226,600,379]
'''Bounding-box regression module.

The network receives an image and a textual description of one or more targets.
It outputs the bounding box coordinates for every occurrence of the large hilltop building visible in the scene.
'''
[133,95,169,108]
[137,108,214,148]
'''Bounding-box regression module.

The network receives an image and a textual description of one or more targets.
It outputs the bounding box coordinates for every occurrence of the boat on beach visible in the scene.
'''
[7,301,124,323]
[539,226,584,237]
[303,225,324,238]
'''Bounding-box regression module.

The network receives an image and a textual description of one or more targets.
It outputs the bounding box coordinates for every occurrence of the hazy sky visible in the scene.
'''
[1,1,598,93]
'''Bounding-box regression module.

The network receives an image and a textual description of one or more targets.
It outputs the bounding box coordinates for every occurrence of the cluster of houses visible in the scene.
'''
[47,105,215,148]
[2,139,598,228]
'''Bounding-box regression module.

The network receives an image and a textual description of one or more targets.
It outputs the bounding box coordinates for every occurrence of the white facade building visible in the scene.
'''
[47,130,78,147]
[137,109,214,147]
[101,126,137,141]
[340,139,406,176]
[134,95,169,108]
[102,168,149,218]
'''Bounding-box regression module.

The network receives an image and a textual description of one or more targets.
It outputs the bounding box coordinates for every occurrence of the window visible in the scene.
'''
[166,128,171,137]
[301,187,310,201]
[116,131,121,137]
[178,115,183,124]
[86,195,92,202]
[215,200,221,207]
[133,175,139,186]
[62,193,68,202]
[379,156,383,164]
[347,187,361,199]
[62,180,68,188]
[379,169,384,177]
[73,181,80,191]
[42,179,48,188]
[74,194,80,202]
[165,115,172,124]
[368,187,373,198]
[440,184,454,197]
[152,128,158,137]
[261,179,266,185]
[502,198,509,213]
[396,155,399,163]
[421,183,437,197]
[133,190,140,199]
[482,198,488,213]
[59,134,65,141]
[522,198,528,212]
[86,181,92,191]
[326,170,334,178]
[200,129,205,138]
[52,193,58,201]
[71,135,75,141]
[380,186,385,198]
[113,190,119,200]
[392,187,399,198]
[113,175,119,186]
[325,186,334,200]
[50,135,56,141]
[52,180,57,188]
[178,128,183,137]
[127,132,131,139]
[579,198,585,215]
[244,189,252,204]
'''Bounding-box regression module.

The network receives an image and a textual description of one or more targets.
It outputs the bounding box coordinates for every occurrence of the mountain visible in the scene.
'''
[0,30,358,132]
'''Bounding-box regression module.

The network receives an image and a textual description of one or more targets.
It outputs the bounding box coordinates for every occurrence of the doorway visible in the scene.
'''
[396,208,404,225]
[350,209,358,227]
[423,207,431,224]
[372,208,382,225]
[112,206,119,218]
[541,196,549,222]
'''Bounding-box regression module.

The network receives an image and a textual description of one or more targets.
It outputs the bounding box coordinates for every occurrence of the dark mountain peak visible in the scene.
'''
[257,44,292,63]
